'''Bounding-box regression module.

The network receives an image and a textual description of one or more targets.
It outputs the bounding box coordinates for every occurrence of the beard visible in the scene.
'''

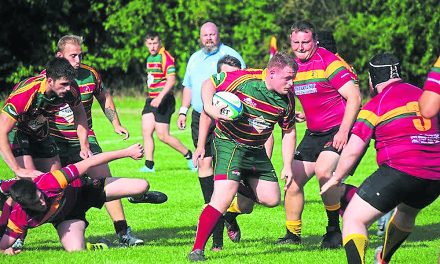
[201,40,219,54]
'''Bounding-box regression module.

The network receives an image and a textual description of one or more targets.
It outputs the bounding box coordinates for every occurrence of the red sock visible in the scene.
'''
[192,204,222,251]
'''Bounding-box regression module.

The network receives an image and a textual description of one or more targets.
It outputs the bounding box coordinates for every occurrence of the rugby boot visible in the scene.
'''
[128,191,168,204]
[188,249,206,262]
[117,226,144,246]
[276,229,301,244]
[374,246,388,264]
[321,226,342,249]
[224,213,241,243]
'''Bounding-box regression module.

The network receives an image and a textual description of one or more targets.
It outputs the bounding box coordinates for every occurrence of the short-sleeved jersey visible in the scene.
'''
[146,47,176,98]
[352,81,440,180]
[182,43,246,113]
[49,64,104,142]
[423,56,440,94]
[4,164,81,239]
[293,47,357,132]
[2,74,81,140]
[211,69,295,147]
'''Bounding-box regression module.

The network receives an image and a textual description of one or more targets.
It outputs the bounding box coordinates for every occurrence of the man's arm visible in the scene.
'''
[320,135,368,194]
[192,110,212,167]
[334,81,362,151]
[0,234,21,255]
[95,90,129,140]
[74,143,144,176]
[0,114,20,173]
[419,90,440,119]
[177,86,192,130]
[150,75,176,108]
[70,102,91,159]
[280,126,296,190]
[201,79,231,121]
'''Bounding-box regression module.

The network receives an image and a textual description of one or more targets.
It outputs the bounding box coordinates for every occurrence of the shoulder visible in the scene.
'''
[79,64,101,81]
[161,48,175,61]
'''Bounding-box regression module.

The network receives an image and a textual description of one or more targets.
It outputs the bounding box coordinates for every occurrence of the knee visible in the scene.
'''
[135,179,150,194]
[285,182,302,197]
[261,197,280,208]
[315,168,332,183]
[156,133,168,142]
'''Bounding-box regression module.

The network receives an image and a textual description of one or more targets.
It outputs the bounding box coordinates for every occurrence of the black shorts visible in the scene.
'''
[141,94,176,124]
[191,111,215,157]
[357,165,440,213]
[52,178,107,228]
[294,126,341,162]
[9,129,59,159]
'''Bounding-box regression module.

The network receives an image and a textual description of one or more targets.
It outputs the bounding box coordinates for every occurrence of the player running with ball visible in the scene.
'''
[188,52,298,261]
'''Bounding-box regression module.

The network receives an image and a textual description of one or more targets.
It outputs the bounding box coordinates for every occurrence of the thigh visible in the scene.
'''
[314,150,340,179]
[56,219,86,251]
[248,178,280,205]
[342,194,382,236]
[155,94,175,124]
[291,159,316,187]
[210,180,239,212]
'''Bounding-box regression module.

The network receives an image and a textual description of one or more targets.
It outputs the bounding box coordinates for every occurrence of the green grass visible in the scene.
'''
[1,96,439,263]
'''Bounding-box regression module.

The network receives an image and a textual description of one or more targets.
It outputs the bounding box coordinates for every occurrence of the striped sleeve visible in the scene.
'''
[423,56,440,94]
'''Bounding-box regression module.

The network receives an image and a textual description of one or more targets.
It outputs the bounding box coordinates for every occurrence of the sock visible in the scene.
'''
[382,215,411,262]
[226,196,241,213]
[224,212,240,230]
[211,215,224,247]
[286,219,302,236]
[343,233,368,264]
[184,150,193,160]
[198,176,214,204]
[325,203,341,227]
[192,205,222,251]
[145,160,154,169]
[114,220,128,235]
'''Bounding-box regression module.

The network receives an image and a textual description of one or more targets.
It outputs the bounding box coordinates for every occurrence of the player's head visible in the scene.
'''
[46,57,77,98]
[217,55,242,73]
[56,35,83,69]
[290,20,318,62]
[145,31,162,56]
[10,180,48,213]
[266,52,298,95]
[317,31,337,54]
[200,22,220,54]
[368,53,402,96]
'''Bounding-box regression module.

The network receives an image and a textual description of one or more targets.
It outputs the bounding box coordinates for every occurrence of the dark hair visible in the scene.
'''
[145,31,160,41]
[368,53,401,89]
[46,57,77,81]
[10,180,38,206]
[217,55,242,73]
[290,20,317,40]
[317,31,337,53]
[268,52,298,73]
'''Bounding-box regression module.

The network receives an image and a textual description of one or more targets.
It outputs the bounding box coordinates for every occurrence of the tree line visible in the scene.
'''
[0,0,438,96]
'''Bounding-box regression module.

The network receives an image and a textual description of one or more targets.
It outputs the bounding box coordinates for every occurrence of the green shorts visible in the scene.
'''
[213,137,278,182]
[9,129,59,159]
[55,136,102,166]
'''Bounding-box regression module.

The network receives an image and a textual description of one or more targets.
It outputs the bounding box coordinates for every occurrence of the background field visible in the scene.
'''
[0,96,439,263]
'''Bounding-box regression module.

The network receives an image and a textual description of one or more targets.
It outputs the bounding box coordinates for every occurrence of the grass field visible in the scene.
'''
[0,96,439,263]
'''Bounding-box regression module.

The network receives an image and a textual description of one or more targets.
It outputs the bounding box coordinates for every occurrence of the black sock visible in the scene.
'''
[114,220,128,235]
[184,150,193,160]
[326,209,340,228]
[198,176,214,203]
[224,212,240,230]
[145,160,154,169]
[211,215,224,247]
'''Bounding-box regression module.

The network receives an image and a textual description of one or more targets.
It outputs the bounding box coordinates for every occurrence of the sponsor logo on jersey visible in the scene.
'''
[294,83,317,95]
[248,115,270,134]
[58,105,74,123]
[243,97,256,107]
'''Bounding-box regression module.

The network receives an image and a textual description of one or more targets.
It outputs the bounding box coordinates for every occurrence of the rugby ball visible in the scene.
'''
[212,91,243,119]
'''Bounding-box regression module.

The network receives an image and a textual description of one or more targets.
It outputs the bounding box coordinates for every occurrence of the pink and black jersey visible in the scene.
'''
[352,81,440,180]
[146,47,176,98]
[293,47,357,132]
[49,64,104,142]
[4,164,81,239]
[210,69,296,147]
[2,74,81,140]
[423,56,440,94]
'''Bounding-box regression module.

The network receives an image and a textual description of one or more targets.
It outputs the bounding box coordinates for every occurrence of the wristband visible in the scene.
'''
[179,106,188,115]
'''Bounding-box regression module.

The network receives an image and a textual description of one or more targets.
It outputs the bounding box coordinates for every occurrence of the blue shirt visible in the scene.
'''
[182,43,245,113]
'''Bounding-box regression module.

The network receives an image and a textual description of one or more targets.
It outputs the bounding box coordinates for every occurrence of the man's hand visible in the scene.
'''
[295,111,306,123]
[126,143,144,160]
[79,146,93,160]
[114,125,129,140]
[150,97,163,108]
[320,177,341,195]
[332,129,349,152]
[192,146,206,168]
[281,166,293,191]
[14,168,43,179]
[177,115,187,130]
[3,247,21,255]
[205,104,233,122]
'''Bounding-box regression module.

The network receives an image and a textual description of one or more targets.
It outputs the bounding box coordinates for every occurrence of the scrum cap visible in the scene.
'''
[368,53,401,89]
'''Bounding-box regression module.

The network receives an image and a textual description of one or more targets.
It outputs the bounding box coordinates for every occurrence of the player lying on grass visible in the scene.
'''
[0,143,167,255]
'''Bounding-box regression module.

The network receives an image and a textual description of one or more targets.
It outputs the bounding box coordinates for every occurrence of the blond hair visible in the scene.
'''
[57,35,83,52]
